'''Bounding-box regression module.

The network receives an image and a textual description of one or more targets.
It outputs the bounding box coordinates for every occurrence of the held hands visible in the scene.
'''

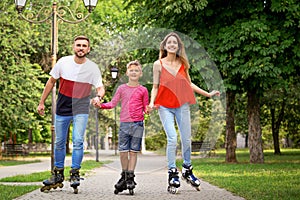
[92,96,103,108]
[146,105,153,114]
[146,103,159,114]
[209,90,220,97]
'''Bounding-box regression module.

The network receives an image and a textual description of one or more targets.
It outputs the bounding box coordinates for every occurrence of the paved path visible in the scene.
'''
[0,150,245,200]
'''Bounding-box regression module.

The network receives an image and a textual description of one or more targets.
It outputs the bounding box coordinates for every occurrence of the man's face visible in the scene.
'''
[73,39,90,58]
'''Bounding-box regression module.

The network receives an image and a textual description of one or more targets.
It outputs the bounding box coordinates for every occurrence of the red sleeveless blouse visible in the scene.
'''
[154,62,196,108]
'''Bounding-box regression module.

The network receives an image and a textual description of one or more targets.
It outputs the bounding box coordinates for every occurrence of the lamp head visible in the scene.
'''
[83,0,98,13]
[110,67,119,79]
[15,0,27,13]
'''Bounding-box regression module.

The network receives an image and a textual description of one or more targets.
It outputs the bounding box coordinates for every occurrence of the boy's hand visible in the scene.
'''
[146,104,159,113]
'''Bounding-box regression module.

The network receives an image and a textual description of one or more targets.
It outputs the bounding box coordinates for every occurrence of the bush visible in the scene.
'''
[145,131,167,151]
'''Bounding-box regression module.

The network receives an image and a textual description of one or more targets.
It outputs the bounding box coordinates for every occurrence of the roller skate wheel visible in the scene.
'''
[114,189,119,194]
[167,186,178,194]
[73,188,78,194]
[40,186,50,193]
[129,189,134,195]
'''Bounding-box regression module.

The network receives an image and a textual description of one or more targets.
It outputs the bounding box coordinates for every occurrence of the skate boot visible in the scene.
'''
[126,171,136,195]
[114,171,127,194]
[181,163,201,191]
[40,167,64,193]
[69,168,81,194]
[167,168,180,194]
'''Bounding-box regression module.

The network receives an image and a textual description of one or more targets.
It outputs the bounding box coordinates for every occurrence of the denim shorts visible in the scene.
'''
[118,121,144,152]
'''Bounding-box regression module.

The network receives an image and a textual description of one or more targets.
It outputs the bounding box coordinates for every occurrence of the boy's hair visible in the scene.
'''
[126,60,142,71]
[74,35,90,46]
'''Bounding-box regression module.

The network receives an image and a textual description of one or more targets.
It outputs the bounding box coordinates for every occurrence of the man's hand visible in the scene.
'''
[37,104,45,116]
[92,96,102,108]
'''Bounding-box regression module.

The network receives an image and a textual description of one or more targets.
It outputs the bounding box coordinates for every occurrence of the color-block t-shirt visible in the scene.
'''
[50,55,103,116]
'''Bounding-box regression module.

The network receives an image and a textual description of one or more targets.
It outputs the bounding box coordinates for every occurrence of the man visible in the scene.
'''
[38,35,104,193]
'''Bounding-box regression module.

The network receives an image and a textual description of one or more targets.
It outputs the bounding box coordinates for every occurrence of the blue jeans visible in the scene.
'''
[54,114,88,169]
[158,104,192,169]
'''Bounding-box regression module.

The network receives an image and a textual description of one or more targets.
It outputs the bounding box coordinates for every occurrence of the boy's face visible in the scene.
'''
[126,64,142,80]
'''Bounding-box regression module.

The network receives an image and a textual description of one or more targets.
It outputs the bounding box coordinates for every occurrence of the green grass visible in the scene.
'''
[183,148,300,200]
[0,160,105,182]
[0,185,40,200]
[0,159,41,167]
[0,159,105,200]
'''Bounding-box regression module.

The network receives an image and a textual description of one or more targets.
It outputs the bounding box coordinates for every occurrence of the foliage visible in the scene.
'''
[124,0,300,162]
[145,130,167,151]
[0,1,48,142]
[1,0,299,153]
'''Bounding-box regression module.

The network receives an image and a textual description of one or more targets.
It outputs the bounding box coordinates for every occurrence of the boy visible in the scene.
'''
[99,60,149,195]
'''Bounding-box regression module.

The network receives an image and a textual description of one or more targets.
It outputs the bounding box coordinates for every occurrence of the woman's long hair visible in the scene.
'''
[159,32,191,83]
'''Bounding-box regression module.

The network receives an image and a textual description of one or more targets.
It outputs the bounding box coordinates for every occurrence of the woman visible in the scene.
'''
[148,32,219,193]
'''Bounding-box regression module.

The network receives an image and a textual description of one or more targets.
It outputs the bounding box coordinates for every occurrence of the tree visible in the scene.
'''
[125,0,300,163]
[0,1,47,142]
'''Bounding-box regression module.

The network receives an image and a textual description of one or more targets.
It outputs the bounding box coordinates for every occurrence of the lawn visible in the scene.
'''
[0,159,41,167]
[0,159,105,200]
[186,149,300,200]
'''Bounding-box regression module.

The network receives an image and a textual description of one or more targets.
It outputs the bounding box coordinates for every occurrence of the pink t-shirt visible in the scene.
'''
[100,84,149,122]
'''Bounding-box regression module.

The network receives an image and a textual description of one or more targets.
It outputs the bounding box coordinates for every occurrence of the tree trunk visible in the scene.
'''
[271,100,285,155]
[247,89,264,163]
[28,128,33,144]
[225,90,237,163]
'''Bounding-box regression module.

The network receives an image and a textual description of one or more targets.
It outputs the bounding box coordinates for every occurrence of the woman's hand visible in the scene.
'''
[209,90,220,97]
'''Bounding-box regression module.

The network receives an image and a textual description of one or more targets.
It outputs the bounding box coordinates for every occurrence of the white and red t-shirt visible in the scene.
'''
[100,84,149,122]
[50,55,103,116]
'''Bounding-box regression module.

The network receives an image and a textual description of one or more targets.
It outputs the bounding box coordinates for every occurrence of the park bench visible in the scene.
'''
[23,143,51,154]
[191,141,215,157]
[2,144,28,157]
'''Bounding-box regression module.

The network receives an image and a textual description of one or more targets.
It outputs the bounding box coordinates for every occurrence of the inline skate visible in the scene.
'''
[69,168,81,194]
[167,168,180,194]
[126,171,136,195]
[181,163,201,191]
[114,171,128,194]
[40,167,64,192]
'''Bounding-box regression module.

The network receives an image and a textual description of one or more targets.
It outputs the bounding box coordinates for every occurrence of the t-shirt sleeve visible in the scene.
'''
[92,66,103,88]
[49,58,63,79]
[143,87,149,112]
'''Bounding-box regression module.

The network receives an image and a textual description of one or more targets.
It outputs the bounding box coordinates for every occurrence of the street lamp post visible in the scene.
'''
[14,0,98,170]
[95,107,99,162]
[110,67,118,156]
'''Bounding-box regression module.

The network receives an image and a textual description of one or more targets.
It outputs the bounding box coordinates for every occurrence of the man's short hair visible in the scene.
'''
[74,35,90,46]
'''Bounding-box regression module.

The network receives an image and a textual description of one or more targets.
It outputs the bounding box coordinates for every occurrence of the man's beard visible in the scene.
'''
[75,51,87,58]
